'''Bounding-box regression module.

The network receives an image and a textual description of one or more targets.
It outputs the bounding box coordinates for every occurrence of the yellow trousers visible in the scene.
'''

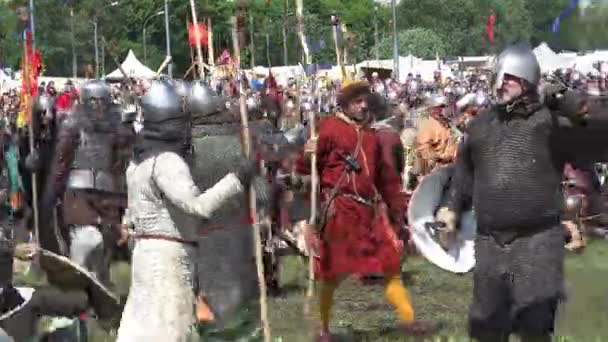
[318,273,414,331]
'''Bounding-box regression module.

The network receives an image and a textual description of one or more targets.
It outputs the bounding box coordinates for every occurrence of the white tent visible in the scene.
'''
[104,50,156,80]
[397,55,454,82]
[533,42,575,73]
[355,55,454,82]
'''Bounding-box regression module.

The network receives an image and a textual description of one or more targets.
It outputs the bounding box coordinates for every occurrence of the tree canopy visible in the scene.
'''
[0,0,605,77]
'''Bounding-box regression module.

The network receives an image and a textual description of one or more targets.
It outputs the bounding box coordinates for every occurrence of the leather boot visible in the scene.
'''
[399,320,442,337]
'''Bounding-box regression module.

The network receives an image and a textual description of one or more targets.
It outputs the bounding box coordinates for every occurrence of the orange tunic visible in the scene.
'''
[415,115,458,174]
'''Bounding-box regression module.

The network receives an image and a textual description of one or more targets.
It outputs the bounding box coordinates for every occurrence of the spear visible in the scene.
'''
[231,12,272,342]
[189,0,205,79]
[331,15,346,80]
[295,0,317,316]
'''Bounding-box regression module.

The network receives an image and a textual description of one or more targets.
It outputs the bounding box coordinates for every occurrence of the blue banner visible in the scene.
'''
[552,0,580,33]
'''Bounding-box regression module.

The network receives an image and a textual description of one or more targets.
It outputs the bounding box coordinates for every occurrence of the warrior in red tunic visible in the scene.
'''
[297,82,438,340]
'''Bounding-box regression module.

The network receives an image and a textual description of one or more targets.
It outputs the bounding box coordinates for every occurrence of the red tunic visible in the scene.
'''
[297,115,406,281]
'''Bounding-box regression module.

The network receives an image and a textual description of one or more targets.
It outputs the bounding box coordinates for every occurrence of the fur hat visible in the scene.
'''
[337,81,371,108]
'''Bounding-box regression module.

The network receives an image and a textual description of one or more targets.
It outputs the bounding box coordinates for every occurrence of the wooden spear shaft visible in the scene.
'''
[331,16,346,80]
[207,18,214,66]
[231,16,272,342]
[189,0,205,79]
[296,0,317,316]
[303,83,319,316]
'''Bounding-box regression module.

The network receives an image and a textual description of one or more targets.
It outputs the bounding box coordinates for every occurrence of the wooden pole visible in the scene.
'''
[331,16,346,80]
[232,15,272,342]
[249,12,255,69]
[282,0,289,66]
[23,31,39,249]
[295,0,310,66]
[189,0,205,79]
[207,18,215,66]
[265,33,271,67]
[303,81,319,316]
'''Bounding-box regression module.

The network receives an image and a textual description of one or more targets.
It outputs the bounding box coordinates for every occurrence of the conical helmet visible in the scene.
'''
[188,80,220,116]
[140,80,183,122]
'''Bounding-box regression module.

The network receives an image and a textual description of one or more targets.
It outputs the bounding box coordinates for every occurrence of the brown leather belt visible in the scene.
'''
[338,192,375,207]
[135,234,199,247]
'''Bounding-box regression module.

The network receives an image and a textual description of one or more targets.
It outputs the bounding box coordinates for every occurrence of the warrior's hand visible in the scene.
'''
[235,157,260,188]
[435,207,457,250]
[116,224,130,247]
[25,150,41,172]
[251,176,273,208]
[304,137,318,155]
[14,243,38,261]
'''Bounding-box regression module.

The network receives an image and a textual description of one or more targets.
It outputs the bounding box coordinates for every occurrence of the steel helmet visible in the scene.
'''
[495,42,541,91]
[188,80,220,116]
[140,80,183,122]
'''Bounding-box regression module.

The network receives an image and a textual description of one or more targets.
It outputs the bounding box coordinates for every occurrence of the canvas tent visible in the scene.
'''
[533,42,575,73]
[104,50,156,81]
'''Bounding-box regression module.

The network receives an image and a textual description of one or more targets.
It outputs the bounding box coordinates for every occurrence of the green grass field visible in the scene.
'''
[13,240,608,341]
[268,240,608,342]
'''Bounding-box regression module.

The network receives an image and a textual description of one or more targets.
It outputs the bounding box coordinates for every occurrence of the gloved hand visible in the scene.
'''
[543,83,567,106]
[435,207,457,250]
[25,150,41,172]
[544,86,581,118]
[251,176,273,208]
[235,157,260,188]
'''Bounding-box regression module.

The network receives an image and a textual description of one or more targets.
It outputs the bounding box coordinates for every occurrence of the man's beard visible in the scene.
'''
[496,88,522,105]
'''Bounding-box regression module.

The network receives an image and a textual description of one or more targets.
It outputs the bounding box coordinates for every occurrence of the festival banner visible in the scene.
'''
[188,22,209,47]
[552,0,580,33]
[18,30,41,127]
[486,10,496,44]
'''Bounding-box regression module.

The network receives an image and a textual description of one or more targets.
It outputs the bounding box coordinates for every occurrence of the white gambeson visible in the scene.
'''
[116,152,243,342]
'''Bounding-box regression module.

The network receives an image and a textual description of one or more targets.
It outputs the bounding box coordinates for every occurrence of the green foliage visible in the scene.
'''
[0,5,21,68]
[0,0,606,77]
[372,28,447,60]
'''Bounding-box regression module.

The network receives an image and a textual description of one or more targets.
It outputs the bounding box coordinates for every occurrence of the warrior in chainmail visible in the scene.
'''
[116,80,263,341]
[40,80,130,281]
[437,43,608,342]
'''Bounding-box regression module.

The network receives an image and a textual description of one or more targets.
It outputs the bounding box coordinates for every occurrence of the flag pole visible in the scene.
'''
[232,13,272,342]
[23,29,40,249]
[189,0,206,79]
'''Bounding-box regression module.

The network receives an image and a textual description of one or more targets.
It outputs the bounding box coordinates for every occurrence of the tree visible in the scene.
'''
[372,28,447,60]
[0,3,21,69]
[0,0,606,77]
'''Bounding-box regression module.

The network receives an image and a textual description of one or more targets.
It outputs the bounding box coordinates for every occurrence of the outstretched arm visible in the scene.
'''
[555,105,608,164]
[152,152,244,220]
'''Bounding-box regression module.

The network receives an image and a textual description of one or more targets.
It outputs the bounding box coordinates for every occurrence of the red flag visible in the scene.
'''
[188,22,208,47]
[21,31,39,98]
[486,11,496,44]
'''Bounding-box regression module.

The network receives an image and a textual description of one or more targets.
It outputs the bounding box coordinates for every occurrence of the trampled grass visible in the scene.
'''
[13,240,608,341]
